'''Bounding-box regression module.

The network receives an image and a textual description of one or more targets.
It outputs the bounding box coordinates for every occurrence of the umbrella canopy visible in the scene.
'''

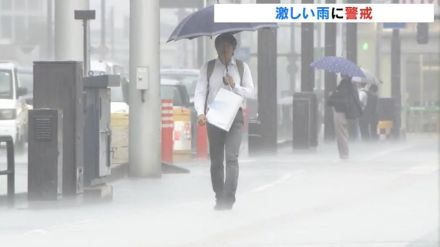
[352,69,382,85]
[167,5,277,42]
[310,56,366,78]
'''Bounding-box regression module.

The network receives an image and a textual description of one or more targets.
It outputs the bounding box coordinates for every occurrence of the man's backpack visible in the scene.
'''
[327,89,348,114]
[204,59,244,114]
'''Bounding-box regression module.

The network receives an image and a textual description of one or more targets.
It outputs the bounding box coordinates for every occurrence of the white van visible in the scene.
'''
[0,62,28,149]
[90,60,129,114]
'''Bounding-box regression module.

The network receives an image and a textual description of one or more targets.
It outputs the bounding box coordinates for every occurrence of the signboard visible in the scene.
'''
[372,0,439,15]
[383,23,406,28]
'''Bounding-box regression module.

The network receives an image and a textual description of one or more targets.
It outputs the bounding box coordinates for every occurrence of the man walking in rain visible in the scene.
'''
[194,33,255,210]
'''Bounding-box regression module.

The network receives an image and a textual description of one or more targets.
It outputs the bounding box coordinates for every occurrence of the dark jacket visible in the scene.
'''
[363,89,378,120]
[327,90,348,113]
[327,78,362,119]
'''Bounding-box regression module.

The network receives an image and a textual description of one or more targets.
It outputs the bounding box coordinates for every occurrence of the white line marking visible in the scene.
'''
[239,159,256,163]
[359,144,416,162]
[402,163,440,175]
[23,229,49,236]
[251,170,305,193]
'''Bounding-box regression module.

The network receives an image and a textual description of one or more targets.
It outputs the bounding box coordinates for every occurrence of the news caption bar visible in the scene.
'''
[214,4,435,23]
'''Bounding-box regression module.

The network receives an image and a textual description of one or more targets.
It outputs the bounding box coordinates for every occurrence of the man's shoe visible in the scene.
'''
[214,198,225,210]
[214,203,223,210]
[214,202,233,210]
[222,202,233,210]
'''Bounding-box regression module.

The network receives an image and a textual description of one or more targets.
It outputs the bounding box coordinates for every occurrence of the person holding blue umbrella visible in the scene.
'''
[312,56,364,158]
[327,77,362,160]
[194,33,255,210]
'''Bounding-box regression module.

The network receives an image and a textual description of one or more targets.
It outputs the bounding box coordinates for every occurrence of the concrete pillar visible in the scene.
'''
[301,0,314,92]
[391,29,401,139]
[346,22,357,64]
[375,23,383,79]
[55,0,88,60]
[288,24,297,93]
[257,0,278,154]
[324,0,337,141]
[129,0,161,177]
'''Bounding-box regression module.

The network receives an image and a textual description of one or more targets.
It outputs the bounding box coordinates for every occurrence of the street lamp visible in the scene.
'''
[74,10,96,76]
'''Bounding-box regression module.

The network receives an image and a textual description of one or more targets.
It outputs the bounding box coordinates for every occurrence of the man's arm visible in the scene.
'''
[194,63,208,117]
[232,63,255,99]
[358,90,367,110]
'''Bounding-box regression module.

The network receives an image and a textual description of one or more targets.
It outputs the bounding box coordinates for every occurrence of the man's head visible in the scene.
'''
[360,82,367,88]
[215,33,237,65]
[369,84,378,93]
[338,77,352,90]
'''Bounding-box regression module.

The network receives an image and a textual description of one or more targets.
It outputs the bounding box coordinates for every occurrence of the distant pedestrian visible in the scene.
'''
[327,77,362,159]
[360,84,379,140]
[358,82,370,140]
[194,33,255,210]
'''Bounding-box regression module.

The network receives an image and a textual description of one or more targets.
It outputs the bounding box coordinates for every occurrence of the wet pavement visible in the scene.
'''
[0,134,438,247]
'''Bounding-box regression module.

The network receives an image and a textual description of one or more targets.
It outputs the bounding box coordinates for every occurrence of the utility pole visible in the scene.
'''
[74,10,96,76]
[110,7,115,60]
[129,0,161,177]
[99,0,107,60]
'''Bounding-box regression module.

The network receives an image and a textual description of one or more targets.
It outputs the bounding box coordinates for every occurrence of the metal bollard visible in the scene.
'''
[0,135,15,204]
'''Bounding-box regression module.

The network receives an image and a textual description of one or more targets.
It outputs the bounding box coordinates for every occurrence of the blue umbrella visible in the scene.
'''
[167,5,277,42]
[310,56,366,78]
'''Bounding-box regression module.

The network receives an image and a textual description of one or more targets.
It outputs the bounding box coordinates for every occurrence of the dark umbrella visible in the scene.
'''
[310,56,366,78]
[167,5,277,42]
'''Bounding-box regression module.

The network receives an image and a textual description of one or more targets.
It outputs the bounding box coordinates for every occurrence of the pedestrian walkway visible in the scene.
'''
[0,134,438,247]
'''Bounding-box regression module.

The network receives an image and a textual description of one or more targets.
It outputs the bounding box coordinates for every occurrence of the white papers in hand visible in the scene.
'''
[206,88,243,131]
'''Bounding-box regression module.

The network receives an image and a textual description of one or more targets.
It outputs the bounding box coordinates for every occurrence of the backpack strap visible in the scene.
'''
[207,59,216,83]
[236,59,244,87]
[204,59,216,115]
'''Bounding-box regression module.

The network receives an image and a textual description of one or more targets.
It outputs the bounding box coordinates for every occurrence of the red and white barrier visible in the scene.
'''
[161,100,174,164]
[196,124,208,159]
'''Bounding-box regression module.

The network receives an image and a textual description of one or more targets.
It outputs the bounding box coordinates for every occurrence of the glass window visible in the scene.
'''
[1,0,12,10]
[111,87,124,102]
[0,70,13,99]
[15,0,26,10]
[161,74,198,99]
[14,16,27,41]
[0,16,12,39]
[17,69,32,93]
[28,0,40,10]
[161,85,183,106]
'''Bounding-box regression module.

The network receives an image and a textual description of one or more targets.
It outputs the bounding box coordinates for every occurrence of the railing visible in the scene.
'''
[0,135,15,204]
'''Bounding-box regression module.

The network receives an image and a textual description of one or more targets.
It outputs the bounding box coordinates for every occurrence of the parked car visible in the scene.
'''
[17,66,33,106]
[160,69,199,103]
[0,62,29,149]
[160,78,191,107]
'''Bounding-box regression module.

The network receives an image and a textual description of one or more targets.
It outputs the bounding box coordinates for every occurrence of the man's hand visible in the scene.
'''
[224,74,235,88]
[198,114,207,126]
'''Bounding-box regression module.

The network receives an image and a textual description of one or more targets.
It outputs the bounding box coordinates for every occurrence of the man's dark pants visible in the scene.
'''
[207,109,243,205]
